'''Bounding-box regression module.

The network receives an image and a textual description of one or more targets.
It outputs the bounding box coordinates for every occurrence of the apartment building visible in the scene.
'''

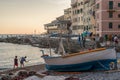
[71,0,84,35]
[95,0,120,36]
[83,0,96,34]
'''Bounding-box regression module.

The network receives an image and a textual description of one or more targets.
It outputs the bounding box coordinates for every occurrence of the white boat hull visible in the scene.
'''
[42,48,117,71]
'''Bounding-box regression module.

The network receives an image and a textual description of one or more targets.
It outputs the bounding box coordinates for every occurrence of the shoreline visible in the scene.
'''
[0,64,45,75]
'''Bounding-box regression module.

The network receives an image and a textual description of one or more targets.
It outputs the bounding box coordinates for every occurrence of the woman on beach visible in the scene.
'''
[14,56,18,68]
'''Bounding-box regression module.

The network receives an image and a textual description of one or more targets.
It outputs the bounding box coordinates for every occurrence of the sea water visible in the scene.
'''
[0,42,53,70]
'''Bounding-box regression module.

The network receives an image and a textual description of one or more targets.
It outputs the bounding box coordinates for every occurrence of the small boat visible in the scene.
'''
[41,43,117,71]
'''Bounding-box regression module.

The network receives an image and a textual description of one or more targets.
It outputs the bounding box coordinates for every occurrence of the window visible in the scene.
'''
[77,10,80,14]
[75,10,77,14]
[109,12,113,18]
[96,4,99,9]
[118,14,120,18]
[109,22,113,29]
[118,3,120,7]
[118,25,120,28]
[80,9,83,13]
[78,3,80,6]
[109,1,113,9]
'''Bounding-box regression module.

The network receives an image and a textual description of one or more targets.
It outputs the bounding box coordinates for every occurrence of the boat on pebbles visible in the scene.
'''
[41,42,117,71]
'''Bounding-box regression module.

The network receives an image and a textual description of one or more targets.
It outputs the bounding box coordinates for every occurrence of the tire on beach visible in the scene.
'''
[109,62,116,70]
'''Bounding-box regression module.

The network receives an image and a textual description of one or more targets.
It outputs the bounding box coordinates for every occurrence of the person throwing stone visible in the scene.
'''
[20,56,27,67]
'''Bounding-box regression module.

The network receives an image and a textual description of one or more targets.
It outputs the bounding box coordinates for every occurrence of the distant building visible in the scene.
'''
[44,8,72,34]
[64,8,72,20]
[44,20,71,34]
[56,15,65,21]
[44,20,59,34]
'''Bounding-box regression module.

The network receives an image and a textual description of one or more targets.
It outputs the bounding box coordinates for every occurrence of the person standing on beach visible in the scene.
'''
[78,35,82,48]
[14,56,18,68]
[20,56,27,67]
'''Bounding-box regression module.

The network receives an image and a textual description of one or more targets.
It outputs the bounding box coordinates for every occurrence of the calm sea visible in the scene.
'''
[0,42,53,70]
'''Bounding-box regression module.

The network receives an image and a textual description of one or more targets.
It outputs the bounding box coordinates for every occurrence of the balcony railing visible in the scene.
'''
[107,7,116,12]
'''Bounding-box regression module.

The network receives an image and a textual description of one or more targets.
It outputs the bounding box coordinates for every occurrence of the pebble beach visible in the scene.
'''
[0,61,120,80]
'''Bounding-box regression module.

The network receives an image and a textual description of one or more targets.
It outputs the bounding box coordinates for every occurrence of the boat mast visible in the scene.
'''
[66,22,72,53]
[48,35,52,56]
[57,21,66,55]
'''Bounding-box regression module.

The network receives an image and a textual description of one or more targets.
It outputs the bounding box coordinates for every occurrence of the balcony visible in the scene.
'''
[71,2,77,8]
[107,9,116,12]
[107,7,116,12]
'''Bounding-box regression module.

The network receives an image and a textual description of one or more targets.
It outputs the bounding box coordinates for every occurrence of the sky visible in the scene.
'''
[0,0,70,34]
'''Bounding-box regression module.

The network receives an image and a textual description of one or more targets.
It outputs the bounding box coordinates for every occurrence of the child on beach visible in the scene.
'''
[14,56,18,68]
[20,56,27,68]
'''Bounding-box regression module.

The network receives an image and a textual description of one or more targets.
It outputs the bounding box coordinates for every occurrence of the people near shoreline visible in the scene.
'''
[20,56,27,68]
[78,35,82,48]
[14,56,18,68]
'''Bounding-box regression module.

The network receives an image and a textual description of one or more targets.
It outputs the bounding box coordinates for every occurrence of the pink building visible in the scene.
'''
[95,0,120,37]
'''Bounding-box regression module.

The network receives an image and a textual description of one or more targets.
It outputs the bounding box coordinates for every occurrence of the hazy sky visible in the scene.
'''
[0,0,70,34]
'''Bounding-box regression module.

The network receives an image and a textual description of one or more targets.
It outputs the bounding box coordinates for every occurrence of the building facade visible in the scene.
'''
[71,0,84,35]
[44,8,72,34]
[64,8,72,20]
[95,0,120,36]
[83,0,96,34]
[44,0,120,37]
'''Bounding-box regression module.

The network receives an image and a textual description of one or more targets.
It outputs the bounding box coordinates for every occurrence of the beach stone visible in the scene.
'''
[41,71,49,75]
[8,72,14,75]
[17,70,28,77]
[12,75,25,80]
[24,76,42,80]
[65,76,79,80]
[1,75,12,80]
[28,71,36,76]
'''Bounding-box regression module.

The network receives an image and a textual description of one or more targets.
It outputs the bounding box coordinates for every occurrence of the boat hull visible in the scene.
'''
[46,59,117,71]
[42,48,117,71]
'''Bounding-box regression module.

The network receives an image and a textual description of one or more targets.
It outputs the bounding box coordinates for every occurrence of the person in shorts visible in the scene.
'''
[14,56,18,68]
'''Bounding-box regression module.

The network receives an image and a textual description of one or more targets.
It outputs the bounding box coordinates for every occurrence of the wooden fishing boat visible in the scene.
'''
[41,47,117,71]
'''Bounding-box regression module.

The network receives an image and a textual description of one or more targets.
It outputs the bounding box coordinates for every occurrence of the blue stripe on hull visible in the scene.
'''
[46,59,117,71]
